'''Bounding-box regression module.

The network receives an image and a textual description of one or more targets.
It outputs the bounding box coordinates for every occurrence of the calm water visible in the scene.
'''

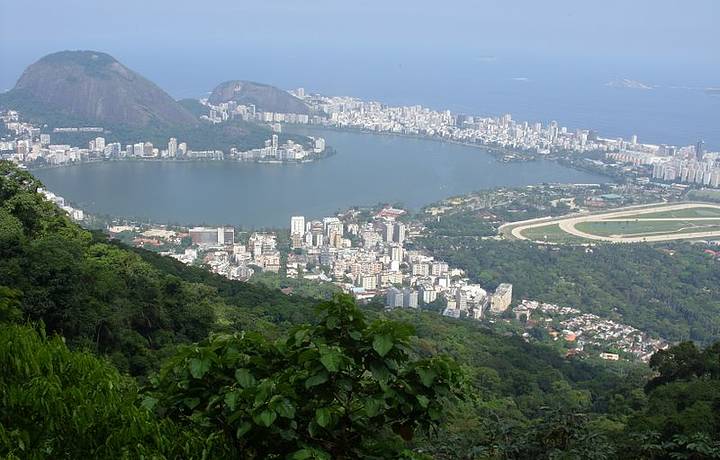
[35,128,607,227]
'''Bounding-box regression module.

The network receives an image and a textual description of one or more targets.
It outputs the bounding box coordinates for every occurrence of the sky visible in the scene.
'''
[1,0,718,93]
[1,0,718,150]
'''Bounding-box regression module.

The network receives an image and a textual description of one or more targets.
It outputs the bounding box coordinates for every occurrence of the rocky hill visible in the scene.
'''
[0,50,198,128]
[208,80,309,114]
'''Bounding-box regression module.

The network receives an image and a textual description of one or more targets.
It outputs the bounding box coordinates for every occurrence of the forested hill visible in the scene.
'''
[421,236,720,344]
[2,160,720,458]
[0,161,322,374]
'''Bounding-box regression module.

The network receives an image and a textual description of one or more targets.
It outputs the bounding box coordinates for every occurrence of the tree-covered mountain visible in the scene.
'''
[0,50,198,129]
[208,80,310,114]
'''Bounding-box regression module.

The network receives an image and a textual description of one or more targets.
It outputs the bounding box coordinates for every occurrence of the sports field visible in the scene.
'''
[503,202,720,244]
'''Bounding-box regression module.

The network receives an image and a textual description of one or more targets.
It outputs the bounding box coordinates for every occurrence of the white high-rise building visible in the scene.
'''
[291,216,305,235]
[393,222,406,244]
[490,284,513,313]
[94,137,105,151]
[168,138,178,157]
[323,217,343,237]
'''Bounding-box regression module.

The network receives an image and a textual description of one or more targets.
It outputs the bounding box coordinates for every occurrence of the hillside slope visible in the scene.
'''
[0,50,198,128]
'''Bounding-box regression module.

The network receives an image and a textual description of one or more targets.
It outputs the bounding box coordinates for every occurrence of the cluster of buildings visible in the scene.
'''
[295,94,643,156]
[286,209,512,320]
[109,224,282,282]
[606,139,720,188]
[515,299,668,362]
[0,110,323,167]
[230,134,325,162]
[200,88,674,161]
[38,189,84,222]
[202,97,313,126]
[184,227,281,280]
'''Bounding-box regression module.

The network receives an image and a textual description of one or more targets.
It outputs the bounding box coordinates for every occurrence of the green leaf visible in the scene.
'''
[349,330,363,340]
[235,368,256,388]
[292,448,331,460]
[372,334,393,357]
[417,368,437,387]
[275,399,296,419]
[315,407,332,428]
[319,348,342,372]
[305,371,329,388]
[189,357,211,379]
[140,396,158,412]
[369,361,391,382]
[294,328,308,343]
[183,397,200,410]
[365,398,384,417]
[326,315,339,329]
[254,383,271,405]
[254,409,277,427]
[292,449,313,460]
[236,421,252,438]
[416,394,429,408]
[224,391,239,411]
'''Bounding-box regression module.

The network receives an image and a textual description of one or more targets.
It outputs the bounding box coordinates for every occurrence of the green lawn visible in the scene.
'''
[606,207,720,219]
[519,223,591,244]
[688,190,720,202]
[576,220,720,237]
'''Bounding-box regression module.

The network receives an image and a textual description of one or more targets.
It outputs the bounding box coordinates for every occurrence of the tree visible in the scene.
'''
[0,323,212,459]
[149,294,464,459]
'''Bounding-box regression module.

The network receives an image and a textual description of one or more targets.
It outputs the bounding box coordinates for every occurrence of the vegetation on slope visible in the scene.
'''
[2,160,720,458]
[421,237,720,344]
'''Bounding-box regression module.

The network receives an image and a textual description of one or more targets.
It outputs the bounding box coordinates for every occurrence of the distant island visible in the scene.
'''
[605,78,654,90]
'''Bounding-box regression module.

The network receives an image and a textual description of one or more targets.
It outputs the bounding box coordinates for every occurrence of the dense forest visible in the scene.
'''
[421,235,720,345]
[1,161,720,458]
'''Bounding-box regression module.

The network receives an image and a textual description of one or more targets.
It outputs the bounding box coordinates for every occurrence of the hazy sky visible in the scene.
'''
[1,0,718,94]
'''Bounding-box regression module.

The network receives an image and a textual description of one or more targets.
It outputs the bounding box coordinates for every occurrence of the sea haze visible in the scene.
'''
[35,128,607,227]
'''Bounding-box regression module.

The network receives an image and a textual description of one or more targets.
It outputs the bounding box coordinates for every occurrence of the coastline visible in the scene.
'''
[26,146,337,171]
[285,123,618,182]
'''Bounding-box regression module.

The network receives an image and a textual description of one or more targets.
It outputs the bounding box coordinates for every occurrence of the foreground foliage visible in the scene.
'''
[150,295,462,458]
[0,323,212,459]
[0,296,462,459]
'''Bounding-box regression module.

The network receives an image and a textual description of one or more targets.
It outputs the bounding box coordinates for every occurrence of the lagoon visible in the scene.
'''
[34,128,608,227]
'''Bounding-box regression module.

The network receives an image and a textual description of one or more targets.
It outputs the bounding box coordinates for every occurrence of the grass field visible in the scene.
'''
[575,220,720,237]
[688,190,720,202]
[509,202,720,244]
[606,207,720,219]
[518,224,590,244]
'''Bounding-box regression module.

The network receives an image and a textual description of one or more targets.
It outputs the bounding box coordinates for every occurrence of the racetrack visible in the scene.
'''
[507,202,720,243]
